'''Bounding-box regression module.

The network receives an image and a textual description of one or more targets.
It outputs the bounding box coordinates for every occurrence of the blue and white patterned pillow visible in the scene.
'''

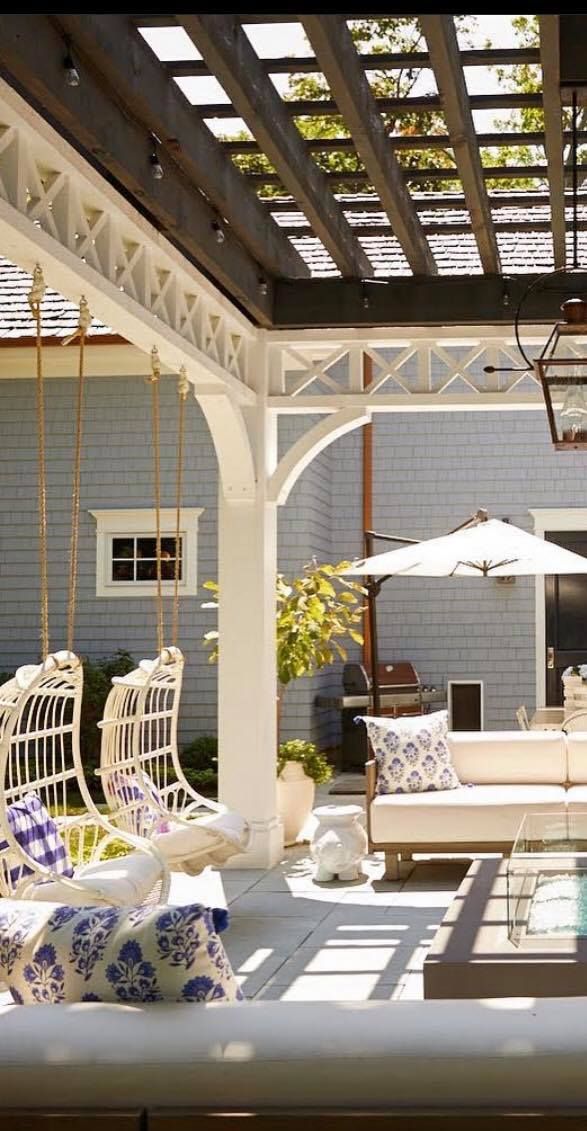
[0,793,73,890]
[0,900,241,1006]
[360,711,460,795]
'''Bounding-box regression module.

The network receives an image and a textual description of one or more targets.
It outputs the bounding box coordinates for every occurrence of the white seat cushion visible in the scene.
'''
[24,849,163,906]
[447,731,567,784]
[154,810,248,870]
[566,734,587,784]
[370,784,566,844]
[564,785,587,808]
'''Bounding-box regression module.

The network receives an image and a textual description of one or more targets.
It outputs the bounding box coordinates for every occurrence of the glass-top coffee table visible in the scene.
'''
[508,811,587,947]
[424,812,587,999]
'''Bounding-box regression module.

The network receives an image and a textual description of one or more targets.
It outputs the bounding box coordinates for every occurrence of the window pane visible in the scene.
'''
[137,537,157,559]
[112,560,134,582]
[137,559,157,581]
[112,537,134,559]
[161,536,180,557]
[161,559,182,581]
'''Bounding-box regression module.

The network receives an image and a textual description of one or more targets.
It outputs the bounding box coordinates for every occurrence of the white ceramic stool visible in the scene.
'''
[310,804,368,882]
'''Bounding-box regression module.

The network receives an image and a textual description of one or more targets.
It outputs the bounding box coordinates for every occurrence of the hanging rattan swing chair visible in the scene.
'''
[98,349,249,874]
[0,268,169,905]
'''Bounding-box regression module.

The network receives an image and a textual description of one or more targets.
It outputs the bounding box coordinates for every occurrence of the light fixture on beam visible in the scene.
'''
[212,220,225,244]
[258,277,268,296]
[536,299,587,449]
[149,136,164,181]
[63,38,80,88]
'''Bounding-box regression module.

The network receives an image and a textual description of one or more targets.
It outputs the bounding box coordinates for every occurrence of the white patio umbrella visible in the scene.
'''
[342,509,587,716]
[343,511,587,579]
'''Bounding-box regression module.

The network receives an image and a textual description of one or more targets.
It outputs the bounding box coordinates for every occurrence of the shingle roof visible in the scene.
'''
[0,259,112,340]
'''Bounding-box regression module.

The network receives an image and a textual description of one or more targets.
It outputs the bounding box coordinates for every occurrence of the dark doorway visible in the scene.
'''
[545,531,587,704]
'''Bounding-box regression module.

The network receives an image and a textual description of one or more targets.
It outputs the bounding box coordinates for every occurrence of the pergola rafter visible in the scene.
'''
[55,13,308,284]
[301,15,436,276]
[539,15,566,268]
[420,15,500,274]
[179,14,373,278]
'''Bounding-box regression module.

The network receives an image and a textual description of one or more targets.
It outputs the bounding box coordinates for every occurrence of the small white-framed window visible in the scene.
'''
[90,509,203,598]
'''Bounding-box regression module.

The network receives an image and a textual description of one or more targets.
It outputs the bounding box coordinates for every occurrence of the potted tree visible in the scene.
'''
[202,560,365,842]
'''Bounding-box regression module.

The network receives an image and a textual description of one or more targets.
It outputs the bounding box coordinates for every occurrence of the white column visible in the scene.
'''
[217,342,282,868]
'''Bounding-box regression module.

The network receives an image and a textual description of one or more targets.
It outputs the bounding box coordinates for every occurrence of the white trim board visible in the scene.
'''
[89,507,203,598]
[530,508,587,707]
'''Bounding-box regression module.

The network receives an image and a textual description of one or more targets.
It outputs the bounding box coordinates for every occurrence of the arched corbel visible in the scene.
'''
[197,392,256,501]
[268,408,370,506]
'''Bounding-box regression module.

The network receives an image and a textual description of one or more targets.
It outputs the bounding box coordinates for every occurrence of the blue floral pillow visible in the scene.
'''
[360,710,461,795]
[0,900,241,1006]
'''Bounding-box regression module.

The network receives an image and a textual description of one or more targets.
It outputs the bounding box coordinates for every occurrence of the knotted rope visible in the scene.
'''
[28,265,49,659]
[65,296,92,652]
[172,366,189,647]
[146,347,164,654]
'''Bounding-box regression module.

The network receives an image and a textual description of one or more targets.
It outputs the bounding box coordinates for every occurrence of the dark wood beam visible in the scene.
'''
[0,14,273,325]
[273,273,587,329]
[264,192,587,213]
[165,46,541,78]
[222,130,587,156]
[278,220,587,238]
[56,14,307,281]
[179,15,372,278]
[420,15,500,274]
[245,165,564,186]
[199,92,543,119]
[540,15,566,268]
[301,15,436,275]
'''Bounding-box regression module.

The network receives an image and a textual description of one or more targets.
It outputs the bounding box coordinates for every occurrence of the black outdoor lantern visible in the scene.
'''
[536,298,587,450]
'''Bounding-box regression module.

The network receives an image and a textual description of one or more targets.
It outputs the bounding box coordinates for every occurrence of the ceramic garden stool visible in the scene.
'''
[310,804,368,882]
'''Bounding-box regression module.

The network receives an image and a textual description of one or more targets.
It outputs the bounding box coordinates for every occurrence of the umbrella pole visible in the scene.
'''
[364,530,381,716]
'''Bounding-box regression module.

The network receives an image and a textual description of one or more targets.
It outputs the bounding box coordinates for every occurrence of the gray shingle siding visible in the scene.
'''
[2,376,587,748]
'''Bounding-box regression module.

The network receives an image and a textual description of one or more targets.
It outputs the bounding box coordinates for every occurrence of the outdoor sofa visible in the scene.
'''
[366,729,587,878]
[3,996,587,1125]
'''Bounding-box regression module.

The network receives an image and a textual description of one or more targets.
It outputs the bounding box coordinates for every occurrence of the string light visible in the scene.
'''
[63,38,80,87]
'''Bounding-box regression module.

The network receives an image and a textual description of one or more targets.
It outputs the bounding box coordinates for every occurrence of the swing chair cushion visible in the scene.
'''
[24,848,164,907]
[153,809,248,868]
[0,793,73,887]
[0,899,242,1006]
[104,771,170,835]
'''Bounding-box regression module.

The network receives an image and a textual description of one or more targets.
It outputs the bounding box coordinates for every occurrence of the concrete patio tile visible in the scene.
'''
[394,972,425,1000]
[227,891,338,919]
[401,860,470,890]
[257,972,384,1002]
[233,951,292,998]
[340,887,402,905]
[222,915,318,955]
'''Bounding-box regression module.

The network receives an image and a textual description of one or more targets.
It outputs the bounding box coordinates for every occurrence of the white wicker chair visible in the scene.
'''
[0,651,169,905]
[98,647,249,874]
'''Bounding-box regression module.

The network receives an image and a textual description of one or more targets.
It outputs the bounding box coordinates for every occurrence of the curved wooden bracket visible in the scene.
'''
[267,407,370,505]
[197,392,256,501]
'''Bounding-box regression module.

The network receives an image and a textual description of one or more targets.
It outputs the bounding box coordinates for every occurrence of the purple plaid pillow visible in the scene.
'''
[0,793,73,888]
[104,770,170,835]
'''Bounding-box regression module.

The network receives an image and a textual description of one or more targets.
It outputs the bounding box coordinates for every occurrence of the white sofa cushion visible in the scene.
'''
[370,784,566,844]
[447,731,567,784]
[362,711,460,794]
[4,998,587,1110]
[566,734,587,784]
[0,899,241,1006]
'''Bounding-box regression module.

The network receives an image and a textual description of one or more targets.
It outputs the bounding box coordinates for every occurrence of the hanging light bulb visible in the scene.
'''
[63,39,80,87]
[560,367,587,442]
[149,136,164,180]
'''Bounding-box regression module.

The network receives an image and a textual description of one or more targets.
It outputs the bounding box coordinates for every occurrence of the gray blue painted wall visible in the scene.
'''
[2,372,587,749]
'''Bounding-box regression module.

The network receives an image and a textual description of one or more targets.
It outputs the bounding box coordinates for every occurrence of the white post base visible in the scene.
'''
[223,817,284,870]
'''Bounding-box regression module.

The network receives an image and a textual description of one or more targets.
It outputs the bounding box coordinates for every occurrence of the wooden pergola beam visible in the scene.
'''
[165,46,541,78]
[278,220,587,238]
[539,15,566,268]
[245,165,571,186]
[273,273,587,329]
[263,192,587,213]
[0,13,274,324]
[222,130,587,156]
[180,15,373,278]
[301,15,436,275]
[196,92,543,120]
[420,15,500,274]
[56,14,307,281]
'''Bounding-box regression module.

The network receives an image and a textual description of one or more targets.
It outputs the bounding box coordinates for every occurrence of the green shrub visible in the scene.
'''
[277,739,333,785]
[180,735,218,797]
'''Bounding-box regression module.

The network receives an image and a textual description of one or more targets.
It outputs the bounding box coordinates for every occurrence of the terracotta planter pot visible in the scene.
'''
[277,761,316,846]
